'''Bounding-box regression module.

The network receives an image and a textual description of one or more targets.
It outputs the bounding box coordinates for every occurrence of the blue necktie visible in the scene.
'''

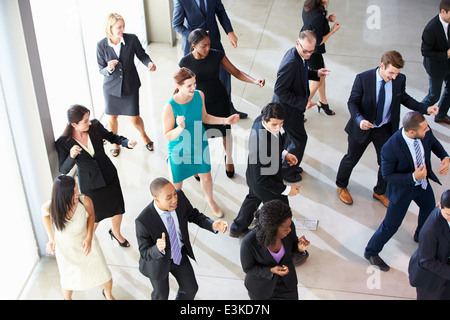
[199,0,207,17]
[413,140,428,190]
[375,79,385,126]
[165,211,182,265]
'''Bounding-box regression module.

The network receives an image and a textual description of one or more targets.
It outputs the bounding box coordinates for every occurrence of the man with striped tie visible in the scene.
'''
[364,112,449,271]
[135,177,228,300]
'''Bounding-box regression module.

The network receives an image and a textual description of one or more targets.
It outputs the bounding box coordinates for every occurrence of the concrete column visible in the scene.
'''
[143,0,177,45]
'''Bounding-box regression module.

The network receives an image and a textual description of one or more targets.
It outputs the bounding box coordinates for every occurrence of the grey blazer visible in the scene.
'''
[96,33,152,97]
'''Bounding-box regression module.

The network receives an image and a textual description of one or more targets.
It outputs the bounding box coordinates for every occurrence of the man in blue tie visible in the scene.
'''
[336,50,439,207]
[364,112,449,271]
[135,177,228,299]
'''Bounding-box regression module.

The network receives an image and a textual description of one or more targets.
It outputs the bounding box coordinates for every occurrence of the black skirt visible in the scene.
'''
[104,89,140,116]
[308,52,325,81]
[84,176,125,223]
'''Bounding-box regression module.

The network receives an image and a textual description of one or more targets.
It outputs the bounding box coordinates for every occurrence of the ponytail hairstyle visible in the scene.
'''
[173,67,196,94]
[252,200,293,248]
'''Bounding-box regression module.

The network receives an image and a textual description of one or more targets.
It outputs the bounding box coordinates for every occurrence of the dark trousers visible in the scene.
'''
[149,250,198,300]
[282,107,307,179]
[421,64,450,119]
[231,187,289,235]
[336,123,391,195]
[417,281,450,300]
[365,184,436,257]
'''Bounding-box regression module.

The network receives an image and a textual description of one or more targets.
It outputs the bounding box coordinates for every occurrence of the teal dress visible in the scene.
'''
[167,90,211,183]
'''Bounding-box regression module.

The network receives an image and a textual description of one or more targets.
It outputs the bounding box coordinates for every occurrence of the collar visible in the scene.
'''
[261,120,284,138]
[108,37,125,47]
[401,128,418,146]
[153,201,173,217]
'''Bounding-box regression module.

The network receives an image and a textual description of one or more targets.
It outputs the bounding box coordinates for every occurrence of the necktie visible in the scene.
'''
[413,140,428,190]
[199,0,207,17]
[375,79,386,126]
[304,59,309,97]
[165,211,182,265]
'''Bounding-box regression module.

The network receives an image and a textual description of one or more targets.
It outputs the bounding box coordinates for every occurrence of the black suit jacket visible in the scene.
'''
[272,47,319,114]
[346,68,429,144]
[135,190,216,280]
[240,223,300,300]
[409,206,450,291]
[96,33,152,97]
[55,120,129,193]
[422,14,450,79]
[301,7,330,54]
[381,127,448,204]
[246,115,287,197]
[172,0,233,55]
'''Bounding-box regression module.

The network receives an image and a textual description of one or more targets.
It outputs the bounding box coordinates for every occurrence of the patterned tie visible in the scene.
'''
[165,211,182,265]
[199,0,207,17]
[375,79,386,126]
[413,140,428,190]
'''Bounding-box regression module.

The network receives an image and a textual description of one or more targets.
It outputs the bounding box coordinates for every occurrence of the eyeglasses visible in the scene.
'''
[299,42,316,55]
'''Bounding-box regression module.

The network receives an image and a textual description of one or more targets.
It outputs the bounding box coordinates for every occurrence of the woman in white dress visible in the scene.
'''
[41,175,115,300]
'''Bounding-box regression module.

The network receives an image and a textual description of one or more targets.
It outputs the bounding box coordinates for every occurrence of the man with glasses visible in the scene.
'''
[272,30,329,183]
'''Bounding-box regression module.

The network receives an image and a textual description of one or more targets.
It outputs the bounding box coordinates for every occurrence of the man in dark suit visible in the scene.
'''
[421,0,450,124]
[229,103,301,238]
[172,0,246,118]
[135,177,228,300]
[336,50,438,207]
[364,112,449,272]
[272,30,328,183]
[408,189,450,300]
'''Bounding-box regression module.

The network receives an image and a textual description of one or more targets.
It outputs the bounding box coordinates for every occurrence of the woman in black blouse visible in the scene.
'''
[301,0,340,115]
[55,104,137,247]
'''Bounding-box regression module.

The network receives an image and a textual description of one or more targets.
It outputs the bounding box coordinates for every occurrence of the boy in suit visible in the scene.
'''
[408,189,450,300]
[421,0,450,124]
[229,103,301,238]
[135,177,227,300]
[364,112,449,271]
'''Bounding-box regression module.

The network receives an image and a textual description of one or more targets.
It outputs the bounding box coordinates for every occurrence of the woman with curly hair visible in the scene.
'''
[240,200,310,300]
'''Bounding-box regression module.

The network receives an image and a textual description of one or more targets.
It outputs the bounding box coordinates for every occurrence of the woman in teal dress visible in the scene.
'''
[162,67,239,217]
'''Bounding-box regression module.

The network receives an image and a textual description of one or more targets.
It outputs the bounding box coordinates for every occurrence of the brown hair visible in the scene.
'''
[440,0,450,12]
[304,0,327,15]
[381,50,404,69]
[173,67,196,94]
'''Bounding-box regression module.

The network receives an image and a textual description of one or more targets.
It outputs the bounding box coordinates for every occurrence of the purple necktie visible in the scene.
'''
[165,211,182,265]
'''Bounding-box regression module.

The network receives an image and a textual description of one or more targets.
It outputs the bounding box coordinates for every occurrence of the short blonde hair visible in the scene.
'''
[104,13,124,39]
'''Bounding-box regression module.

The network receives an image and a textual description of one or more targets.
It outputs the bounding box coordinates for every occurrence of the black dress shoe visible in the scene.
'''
[237,110,248,119]
[284,174,302,183]
[364,252,390,271]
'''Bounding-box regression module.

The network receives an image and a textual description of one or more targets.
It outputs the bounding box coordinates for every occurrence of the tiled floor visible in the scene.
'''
[20,0,449,300]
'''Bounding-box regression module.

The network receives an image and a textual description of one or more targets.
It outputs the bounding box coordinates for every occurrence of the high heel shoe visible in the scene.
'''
[224,155,235,178]
[109,229,130,247]
[317,101,335,116]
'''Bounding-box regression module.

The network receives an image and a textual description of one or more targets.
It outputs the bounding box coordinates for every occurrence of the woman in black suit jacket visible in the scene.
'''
[301,0,340,115]
[97,13,156,157]
[55,104,137,247]
[240,200,310,300]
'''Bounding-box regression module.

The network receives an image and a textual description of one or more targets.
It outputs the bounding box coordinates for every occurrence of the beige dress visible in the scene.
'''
[54,195,111,290]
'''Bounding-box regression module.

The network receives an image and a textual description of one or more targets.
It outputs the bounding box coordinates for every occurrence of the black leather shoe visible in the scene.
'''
[364,252,390,271]
[434,115,450,124]
[284,174,302,183]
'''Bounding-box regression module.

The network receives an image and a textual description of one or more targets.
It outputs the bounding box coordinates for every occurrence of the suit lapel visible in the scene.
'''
[397,131,415,170]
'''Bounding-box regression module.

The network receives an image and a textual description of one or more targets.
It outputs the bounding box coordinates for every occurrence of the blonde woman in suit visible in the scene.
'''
[97,13,156,157]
